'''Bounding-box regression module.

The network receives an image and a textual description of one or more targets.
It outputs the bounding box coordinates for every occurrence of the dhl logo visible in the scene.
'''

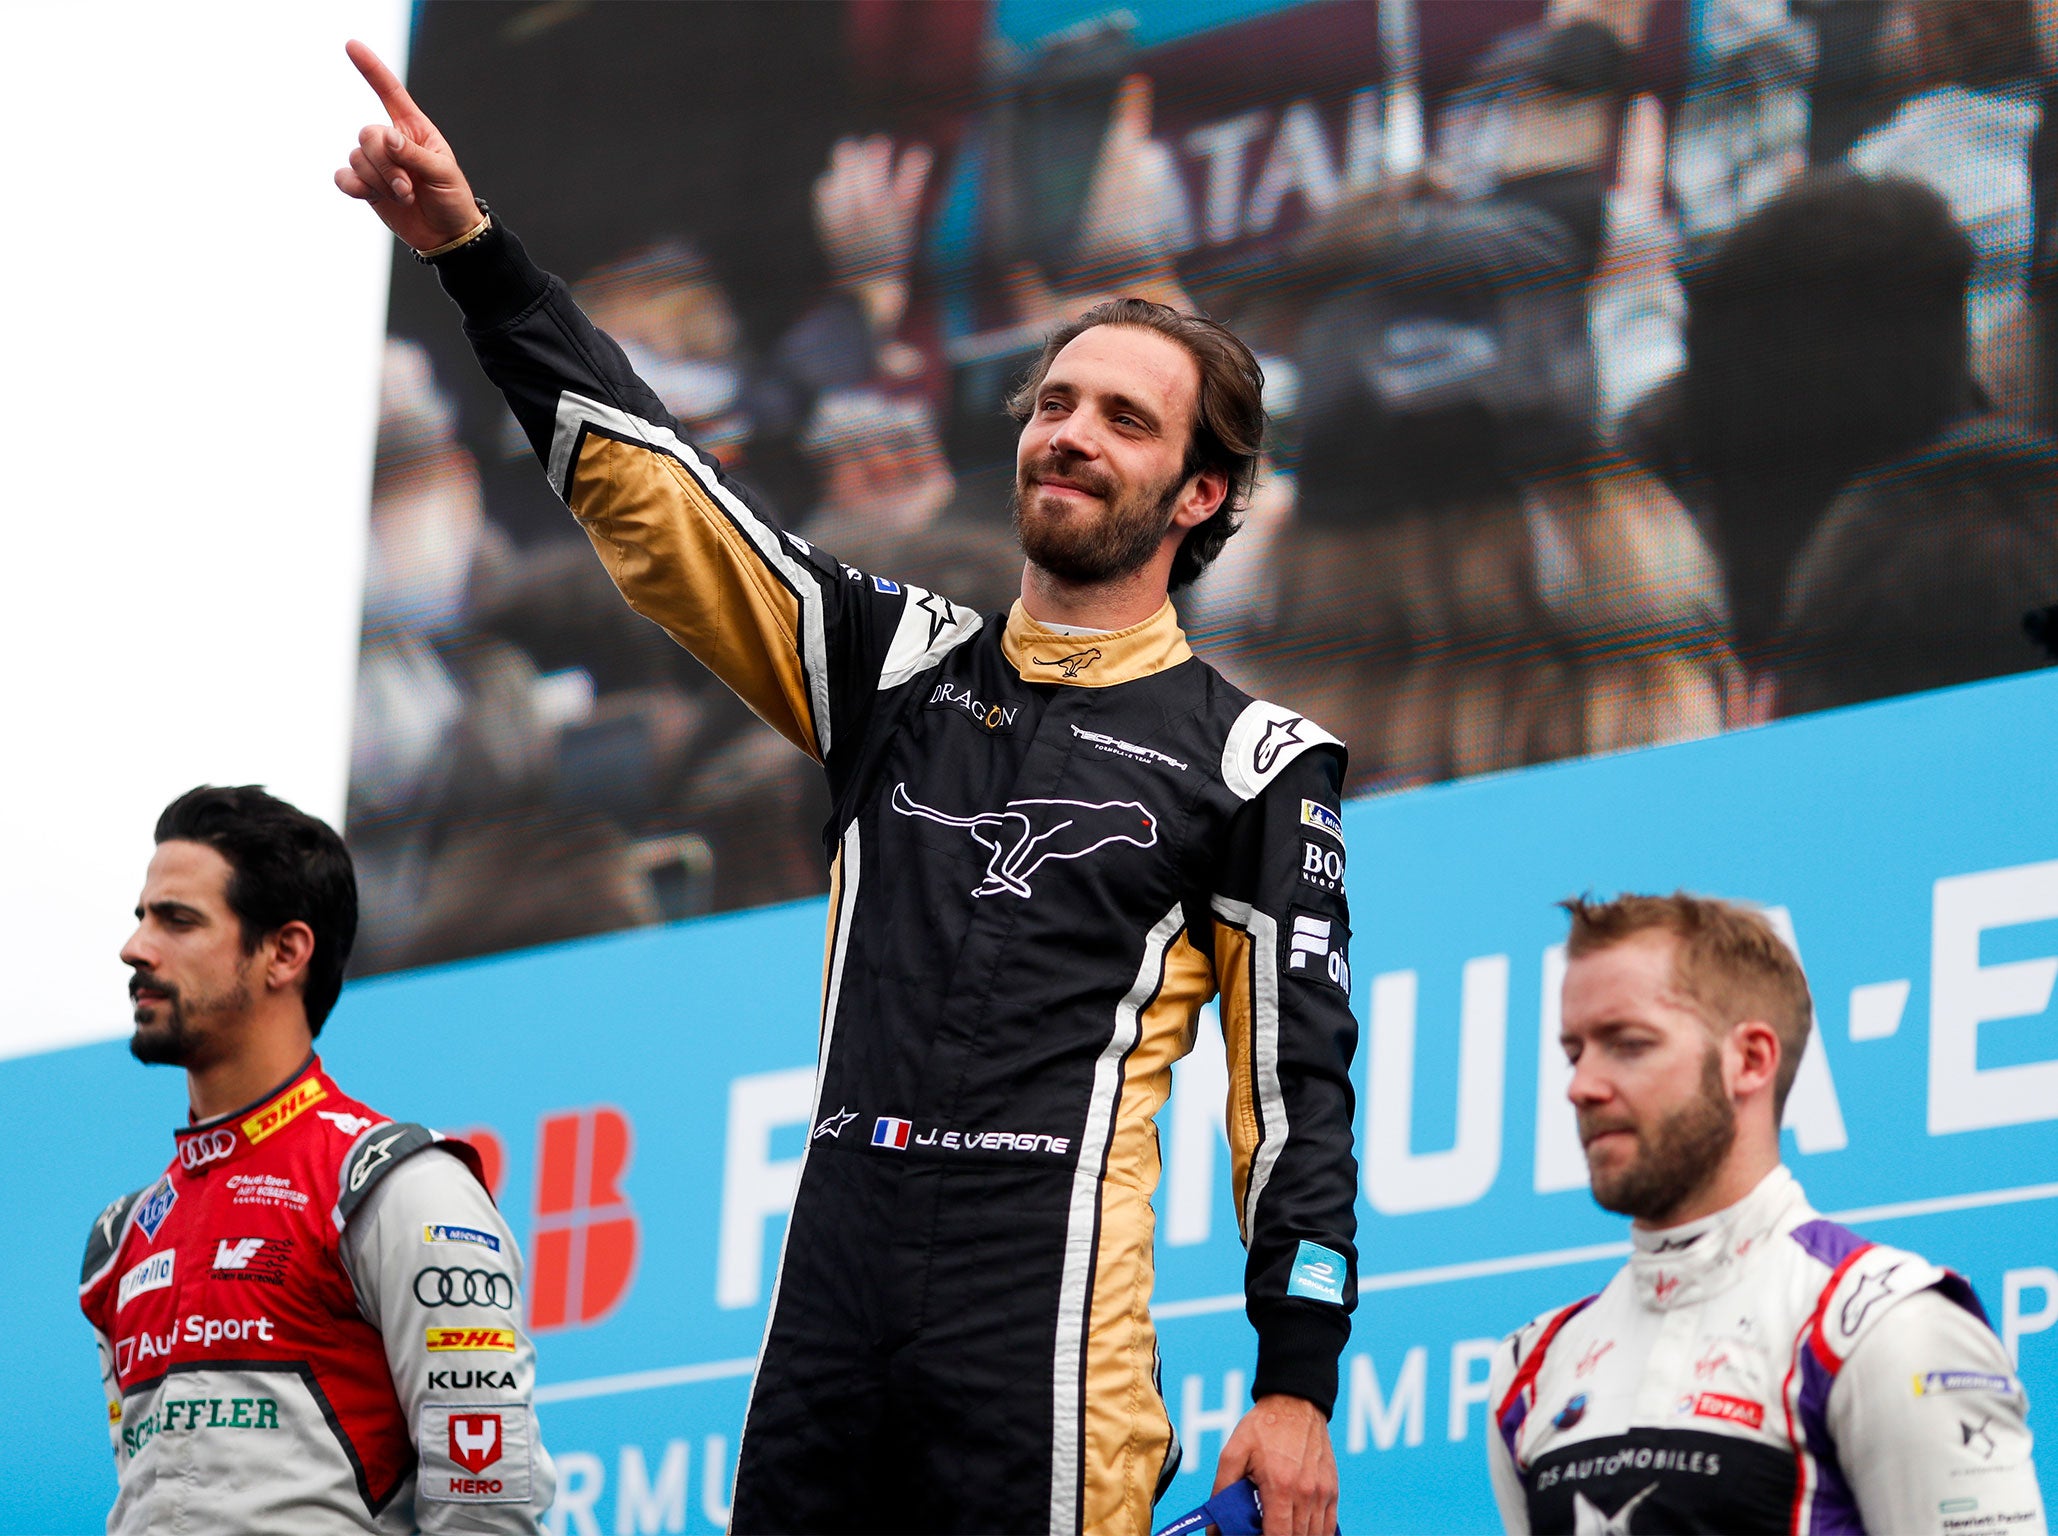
[425,1327,516,1354]
[242,1079,328,1145]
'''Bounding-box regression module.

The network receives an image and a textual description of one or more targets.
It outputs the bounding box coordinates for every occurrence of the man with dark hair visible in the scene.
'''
[1774,417,2058,716]
[80,786,555,1532]
[336,41,1359,1536]
[1487,893,2043,1535]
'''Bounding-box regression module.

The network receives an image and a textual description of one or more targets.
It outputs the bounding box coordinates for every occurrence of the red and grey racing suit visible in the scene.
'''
[426,214,1362,1535]
[78,1057,556,1532]
[1488,1166,2045,1534]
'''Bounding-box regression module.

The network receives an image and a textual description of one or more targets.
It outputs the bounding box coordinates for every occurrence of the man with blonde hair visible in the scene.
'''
[1487,892,2044,1534]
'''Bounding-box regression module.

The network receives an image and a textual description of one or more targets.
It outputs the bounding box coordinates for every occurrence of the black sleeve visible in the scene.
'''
[426,217,979,802]
[1210,744,1359,1414]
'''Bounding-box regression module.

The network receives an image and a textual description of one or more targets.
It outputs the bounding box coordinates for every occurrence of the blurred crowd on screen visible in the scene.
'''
[347,0,2058,974]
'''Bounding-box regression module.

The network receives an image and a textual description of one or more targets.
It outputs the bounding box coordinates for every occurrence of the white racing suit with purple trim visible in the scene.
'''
[1486,1167,2045,1535]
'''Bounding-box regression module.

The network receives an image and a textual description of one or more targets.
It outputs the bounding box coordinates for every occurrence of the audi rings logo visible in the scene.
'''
[414,1267,515,1309]
[178,1129,237,1171]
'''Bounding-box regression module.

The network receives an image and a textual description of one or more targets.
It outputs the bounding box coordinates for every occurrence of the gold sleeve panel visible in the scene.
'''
[1081,930,1214,1536]
[1213,920,1261,1235]
[570,433,819,759]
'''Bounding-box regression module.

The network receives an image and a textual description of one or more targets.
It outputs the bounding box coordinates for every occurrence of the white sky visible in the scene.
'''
[0,1,411,1060]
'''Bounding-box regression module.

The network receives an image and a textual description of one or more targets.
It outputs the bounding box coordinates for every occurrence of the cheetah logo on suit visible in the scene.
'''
[1032,646,1102,678]
[891,783,1157,897]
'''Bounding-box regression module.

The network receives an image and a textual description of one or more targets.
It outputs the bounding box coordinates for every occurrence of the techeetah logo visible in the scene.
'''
[1033,647,1102,678]
[1253,716,1307,774]
[891,783,1157,897]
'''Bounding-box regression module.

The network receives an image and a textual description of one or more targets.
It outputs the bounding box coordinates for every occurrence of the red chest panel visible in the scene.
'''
[80,1062,414,1504]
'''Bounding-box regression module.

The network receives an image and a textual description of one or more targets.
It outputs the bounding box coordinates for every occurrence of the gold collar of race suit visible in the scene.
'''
[1001,599,1193,687]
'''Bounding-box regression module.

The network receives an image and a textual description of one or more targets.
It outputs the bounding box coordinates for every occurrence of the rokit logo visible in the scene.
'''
[177,1128,237,1172]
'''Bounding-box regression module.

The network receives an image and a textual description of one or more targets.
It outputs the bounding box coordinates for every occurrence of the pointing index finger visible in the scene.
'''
[345,38,420,124]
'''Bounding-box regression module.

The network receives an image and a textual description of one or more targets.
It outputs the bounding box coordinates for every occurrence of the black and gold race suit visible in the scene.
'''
[431,218,1361,1536]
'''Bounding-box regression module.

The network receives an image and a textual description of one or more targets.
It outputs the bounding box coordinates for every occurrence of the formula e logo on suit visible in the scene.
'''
[179,1129,237,1172]
[415,1268,517,1309]
[891,783,1157,898]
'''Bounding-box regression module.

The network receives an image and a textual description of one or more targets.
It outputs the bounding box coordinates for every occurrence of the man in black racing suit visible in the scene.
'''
[337,41,1360,1536]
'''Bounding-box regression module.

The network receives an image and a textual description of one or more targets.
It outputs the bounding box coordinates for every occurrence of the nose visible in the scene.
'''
[1045,406,1101,462]
[120,924,155,974]
[1566,1051,1610,1109]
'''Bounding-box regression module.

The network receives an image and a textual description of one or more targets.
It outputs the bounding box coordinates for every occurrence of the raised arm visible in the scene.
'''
[334,45,977,781]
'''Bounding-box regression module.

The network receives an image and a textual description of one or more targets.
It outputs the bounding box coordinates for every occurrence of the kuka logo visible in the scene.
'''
[530,1106,638,1332]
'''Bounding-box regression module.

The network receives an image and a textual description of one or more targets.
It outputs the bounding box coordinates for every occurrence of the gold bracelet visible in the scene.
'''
[413,204,493,263]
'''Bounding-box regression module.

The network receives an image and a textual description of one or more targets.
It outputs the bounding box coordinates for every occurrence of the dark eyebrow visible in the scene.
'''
[1099,391,1162,431]
[142,899,207,923]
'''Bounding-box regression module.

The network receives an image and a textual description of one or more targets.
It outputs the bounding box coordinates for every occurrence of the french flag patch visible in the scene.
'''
[872,1117,912,1150]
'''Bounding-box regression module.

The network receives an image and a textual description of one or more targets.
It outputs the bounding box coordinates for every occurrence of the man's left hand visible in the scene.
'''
[1213,1393,1339,1536]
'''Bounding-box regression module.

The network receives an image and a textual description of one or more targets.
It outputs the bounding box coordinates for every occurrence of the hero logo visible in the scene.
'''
[178,1128,237,1172]
[891,783,1157,898]
[449,1412,503,1474]
[213,1239,265,1271]
[1288,913,1350,991]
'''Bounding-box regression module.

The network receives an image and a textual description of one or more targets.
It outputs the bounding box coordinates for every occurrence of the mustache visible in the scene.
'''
[1577,1113,1638,1147]
[129,972,178,1004]
[1020,453,1114,500]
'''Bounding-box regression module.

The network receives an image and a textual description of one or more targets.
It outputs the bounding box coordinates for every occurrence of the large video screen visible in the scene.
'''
[348,0,2058,973]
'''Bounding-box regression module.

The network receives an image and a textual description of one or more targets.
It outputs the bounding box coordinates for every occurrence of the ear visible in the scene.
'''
[1727,1019,1782,1102]
[1172,466,1229,531]
[263,921,318,996]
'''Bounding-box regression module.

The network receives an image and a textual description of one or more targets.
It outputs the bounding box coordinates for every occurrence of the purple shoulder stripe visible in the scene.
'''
[1789,1218,1868,1268]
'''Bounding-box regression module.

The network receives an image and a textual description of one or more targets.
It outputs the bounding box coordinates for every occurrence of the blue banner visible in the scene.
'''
[6,669,2057,1533]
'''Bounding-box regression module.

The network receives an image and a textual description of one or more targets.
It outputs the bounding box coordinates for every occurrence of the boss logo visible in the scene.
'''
[178,1129,237,1172]
[414,1268,516,1309]
[1300,840,1344,892]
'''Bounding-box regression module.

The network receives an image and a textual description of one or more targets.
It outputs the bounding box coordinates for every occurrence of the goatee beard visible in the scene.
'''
[1012,455,1183,586]
[1585,1045,1737,1225]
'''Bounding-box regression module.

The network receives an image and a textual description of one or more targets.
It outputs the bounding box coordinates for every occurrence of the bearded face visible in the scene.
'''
[1580,1038,1738,1224]
[1011,448,1187,586]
